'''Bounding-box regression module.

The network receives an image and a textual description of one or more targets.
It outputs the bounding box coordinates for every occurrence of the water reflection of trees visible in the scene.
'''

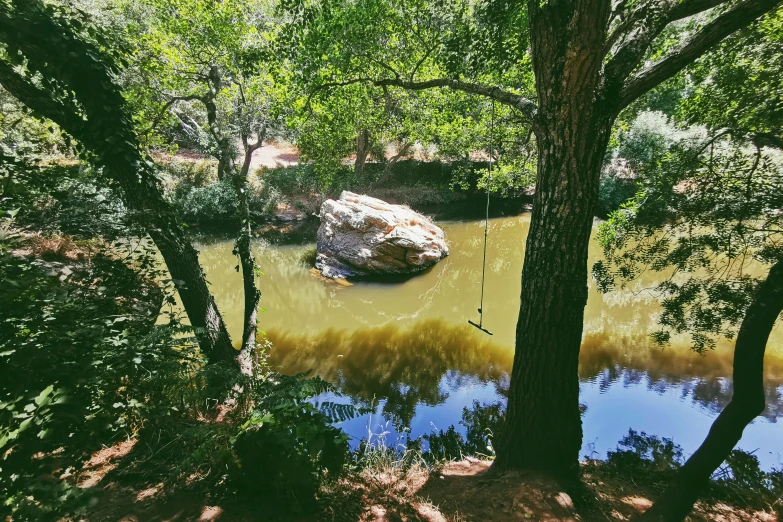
[580,332,783,420]
[267,321,783,426]
[268,320,511,428]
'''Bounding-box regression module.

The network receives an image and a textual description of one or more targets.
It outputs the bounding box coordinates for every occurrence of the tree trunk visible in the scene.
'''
[638,260,783,522]
[233,143,262,377]
[105,158,238,368]
[355,129,372,179]
[375,141,412,186]
[146,225,236,365]
[0,51,238,371]
[493,2,613,479]
[494,121,612,478]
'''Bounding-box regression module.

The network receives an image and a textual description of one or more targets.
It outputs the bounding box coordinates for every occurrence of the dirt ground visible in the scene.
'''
[64,441,779,522]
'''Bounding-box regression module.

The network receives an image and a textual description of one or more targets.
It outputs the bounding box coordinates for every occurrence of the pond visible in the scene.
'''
[195,214,783,470]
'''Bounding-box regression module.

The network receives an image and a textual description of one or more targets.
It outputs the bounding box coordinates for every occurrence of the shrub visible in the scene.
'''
[259,164,324,197]
[300,246,317,267]
[597,159,640,217]
[158,158,217,188]
[175,178,240,225]
[232,375,352,507]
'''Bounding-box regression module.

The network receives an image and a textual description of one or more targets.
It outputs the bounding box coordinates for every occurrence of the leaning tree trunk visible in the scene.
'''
[493,2,613,479]
[639,260,783,521]
[145,220,236,365]
[375,141,412,187]
[0,37,238,370]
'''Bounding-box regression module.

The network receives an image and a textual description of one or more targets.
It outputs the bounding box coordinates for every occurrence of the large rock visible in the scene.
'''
[316,191,449,279]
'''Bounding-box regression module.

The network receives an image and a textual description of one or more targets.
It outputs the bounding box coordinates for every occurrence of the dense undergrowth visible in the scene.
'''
[0,159,358,519]
[162,156,507,228]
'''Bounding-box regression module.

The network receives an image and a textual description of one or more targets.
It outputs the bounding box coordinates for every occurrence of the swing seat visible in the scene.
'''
[468,320,493,335]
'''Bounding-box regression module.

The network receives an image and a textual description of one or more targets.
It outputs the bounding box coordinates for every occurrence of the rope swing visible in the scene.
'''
[468,99,496,336]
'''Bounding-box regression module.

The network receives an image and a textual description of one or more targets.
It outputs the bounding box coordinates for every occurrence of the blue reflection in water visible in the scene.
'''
[314,372,783,471]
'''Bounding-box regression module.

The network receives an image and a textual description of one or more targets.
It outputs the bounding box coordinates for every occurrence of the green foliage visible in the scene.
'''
[118,0,289,163]
[261,163,325,196]
[678,10,782,140]
[157,158,217,188]
[175,178,243,225]
[282,0,537,195]
[2,161,143,244]
[597,111,705,216]
[0,240,176,517]
[594,125,782,351]
[603,430,783,511]
[232,374,353,502]
[0,88,70,162]
[300,246,317,267]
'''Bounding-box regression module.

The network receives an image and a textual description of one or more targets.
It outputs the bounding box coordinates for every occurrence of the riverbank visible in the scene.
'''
[66,436,780,521]
[158,146,537,233]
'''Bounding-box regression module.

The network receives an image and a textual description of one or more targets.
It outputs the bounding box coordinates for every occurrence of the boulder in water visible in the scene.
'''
[316,191,449,279]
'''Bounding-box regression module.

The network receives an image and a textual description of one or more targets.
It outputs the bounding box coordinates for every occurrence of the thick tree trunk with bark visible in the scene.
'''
[489,0,778,480]
[493,1,613,479]
[638,260,783,521]
[494,123,612,477]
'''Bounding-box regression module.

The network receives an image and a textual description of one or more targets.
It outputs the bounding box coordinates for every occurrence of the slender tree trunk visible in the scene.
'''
[205,66,235,181]
[216,139,233,180]
[146,226,236,364]
[375,141,412,186]
[107,162,238,367]
[638,260,783,521]
[355,129,372,179]
[493,2,613,479]
[233,140,263,376]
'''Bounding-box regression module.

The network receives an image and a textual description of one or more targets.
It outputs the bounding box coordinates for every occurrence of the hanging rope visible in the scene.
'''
[468,99,495,336]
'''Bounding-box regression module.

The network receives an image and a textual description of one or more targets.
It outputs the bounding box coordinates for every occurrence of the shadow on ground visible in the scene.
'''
[71,441,777,522]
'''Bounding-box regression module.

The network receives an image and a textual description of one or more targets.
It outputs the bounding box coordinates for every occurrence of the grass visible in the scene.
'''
[300,246,317,267]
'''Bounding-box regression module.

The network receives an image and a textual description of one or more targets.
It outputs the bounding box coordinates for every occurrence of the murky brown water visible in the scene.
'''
[194,214,783,468]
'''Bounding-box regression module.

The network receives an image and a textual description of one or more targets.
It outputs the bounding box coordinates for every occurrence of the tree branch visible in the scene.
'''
[604,0,731,88]
[0,60,84,136]
[409,45,436,82]
[618,0,782,110]
[307,77,538,125]
[376,78,538,123]
[142,94,205,139]
[752,131,783,150]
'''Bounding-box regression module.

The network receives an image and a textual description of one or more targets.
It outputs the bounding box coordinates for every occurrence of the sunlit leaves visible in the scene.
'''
[679,10,783,137]
[594,127,783,351]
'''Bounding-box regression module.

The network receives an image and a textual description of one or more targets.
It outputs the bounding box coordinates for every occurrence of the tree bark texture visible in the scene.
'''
[638,260,783,522]
[493,1,613,479]
[492,0,779,479]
